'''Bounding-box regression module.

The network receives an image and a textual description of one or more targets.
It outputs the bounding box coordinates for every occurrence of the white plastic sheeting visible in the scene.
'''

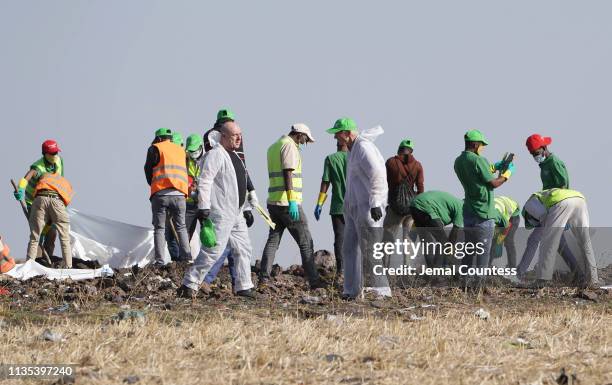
[6,208,200,281]
[69,208,158,268]
[6,259,114,281]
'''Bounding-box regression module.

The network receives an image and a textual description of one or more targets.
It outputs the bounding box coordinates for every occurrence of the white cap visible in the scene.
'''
[291,123,315,143]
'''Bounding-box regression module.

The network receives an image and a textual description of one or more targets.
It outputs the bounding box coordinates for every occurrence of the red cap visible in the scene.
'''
[42,140,61,154]
[525,134,552,153]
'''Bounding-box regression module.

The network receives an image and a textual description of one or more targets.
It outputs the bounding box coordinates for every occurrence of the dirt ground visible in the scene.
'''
[0,261,610,385]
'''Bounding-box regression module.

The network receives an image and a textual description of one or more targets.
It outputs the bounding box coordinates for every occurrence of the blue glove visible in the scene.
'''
[288,200,300,221]
[493,161,504,171]
[314,205,322,221]
[14,189,24,201]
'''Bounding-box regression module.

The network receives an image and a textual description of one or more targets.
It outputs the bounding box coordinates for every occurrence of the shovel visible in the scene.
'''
[10,179,52,265]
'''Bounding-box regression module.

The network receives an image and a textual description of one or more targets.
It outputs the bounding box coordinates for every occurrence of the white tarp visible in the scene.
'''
[68,208,200,267]
[7,259,113,281]
[6,208,200,281]
[68,208,158,268]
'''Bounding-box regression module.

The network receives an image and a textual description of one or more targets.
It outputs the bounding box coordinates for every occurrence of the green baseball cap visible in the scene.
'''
[399,139,414,150]
[186,134,203,152]
[172,132,184,146]
[464,129,489,145]
[216,108,235,123]
[326,118,357,134]
[155,128,172,137]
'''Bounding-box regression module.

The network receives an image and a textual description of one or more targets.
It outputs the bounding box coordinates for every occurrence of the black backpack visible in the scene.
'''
[390,158,416,216]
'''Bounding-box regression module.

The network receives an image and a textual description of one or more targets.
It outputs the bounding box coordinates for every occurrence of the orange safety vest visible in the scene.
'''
[150,141,189,197]
[0,237,15,274]
[35,173,75,206]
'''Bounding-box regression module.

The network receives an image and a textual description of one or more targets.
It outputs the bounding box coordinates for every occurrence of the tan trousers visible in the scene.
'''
[382,207,414,266]
[538,197,597,284]
[27,196,72,268]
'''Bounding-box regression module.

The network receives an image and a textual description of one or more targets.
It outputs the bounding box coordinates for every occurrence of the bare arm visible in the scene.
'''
[23,169,36,182]
[489,176,507,189]
[283,169,294,192]
[319,181,330,194]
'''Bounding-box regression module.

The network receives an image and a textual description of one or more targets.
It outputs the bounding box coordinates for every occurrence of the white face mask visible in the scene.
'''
[45,154,59,164]
[189,148,203,160]
[533,154,546,164]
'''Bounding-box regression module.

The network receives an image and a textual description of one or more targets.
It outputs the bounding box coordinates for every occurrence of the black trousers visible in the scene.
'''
[331,214,344,273]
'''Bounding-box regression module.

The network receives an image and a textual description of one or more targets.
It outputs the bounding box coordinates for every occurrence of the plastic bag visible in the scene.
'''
[200,219,217,247]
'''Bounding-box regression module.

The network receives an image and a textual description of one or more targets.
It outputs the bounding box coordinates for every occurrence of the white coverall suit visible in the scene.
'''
[523,194,598,284]
[343,126,391,298]
[183,145,254,292]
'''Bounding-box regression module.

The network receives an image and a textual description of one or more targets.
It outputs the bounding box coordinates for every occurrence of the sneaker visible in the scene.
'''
[236,289,256,299]
[153,260,165,267]
[177,285,196,299]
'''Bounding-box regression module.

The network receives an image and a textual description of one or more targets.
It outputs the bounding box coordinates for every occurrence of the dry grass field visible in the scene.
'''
[0,264,610,384]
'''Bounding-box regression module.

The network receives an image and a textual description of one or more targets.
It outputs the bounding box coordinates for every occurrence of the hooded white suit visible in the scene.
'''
[182,145,254,292]
[343,126,391,298]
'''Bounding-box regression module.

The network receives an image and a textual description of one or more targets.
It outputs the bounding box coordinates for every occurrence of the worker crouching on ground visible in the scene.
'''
[490,196,520,269]
[517,134,578,279]
[522,188,598,288]
[328,118,391,299]
[14,140,65,258]
[259,123,324,289]
[144,128,192,265]
[314,138,348,277]
[26,172,75,268]
[178,121,256,299]
[409,191,463,267]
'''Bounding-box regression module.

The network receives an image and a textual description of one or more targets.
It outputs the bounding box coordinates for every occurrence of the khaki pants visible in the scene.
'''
[382,207,414,266]
[538,197,597,284]
[27,196,72,268]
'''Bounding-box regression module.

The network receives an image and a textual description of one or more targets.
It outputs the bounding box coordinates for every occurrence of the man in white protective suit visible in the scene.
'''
[177,121,256,299]
[326,118,391,299]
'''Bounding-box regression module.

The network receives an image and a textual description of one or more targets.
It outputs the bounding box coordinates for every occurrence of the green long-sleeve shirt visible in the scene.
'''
[539,153,569,189]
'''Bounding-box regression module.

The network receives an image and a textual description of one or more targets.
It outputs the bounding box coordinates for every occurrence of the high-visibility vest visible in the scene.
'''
[35,173,74,206]
[494,196,519,223]
[534,188,584,208]
[186,156,201,204]
[150,141,188,197]
[267,136,303,204]
[25,157,64,206]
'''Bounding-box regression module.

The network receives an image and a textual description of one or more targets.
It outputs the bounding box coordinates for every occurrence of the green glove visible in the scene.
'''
[13,189,25,201]
[288,201,300,221]
[199,219,217,247]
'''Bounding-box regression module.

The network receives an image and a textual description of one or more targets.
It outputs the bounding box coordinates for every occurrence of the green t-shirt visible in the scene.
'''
[539,153,569,190]
[321,151,348,215]
[410,190,464,227]
[454,151,496,220]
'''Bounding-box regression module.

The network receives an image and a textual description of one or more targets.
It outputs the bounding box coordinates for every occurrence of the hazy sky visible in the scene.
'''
[2,1,611,266]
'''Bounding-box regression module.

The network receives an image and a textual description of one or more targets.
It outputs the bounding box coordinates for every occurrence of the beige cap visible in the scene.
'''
[291,123,315,143]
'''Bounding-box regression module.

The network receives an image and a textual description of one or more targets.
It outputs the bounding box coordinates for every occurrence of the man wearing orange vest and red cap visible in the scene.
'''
[26,171,75,268]
[144,128,192,265]
[14,140,65,259]
[525,134,569,190]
